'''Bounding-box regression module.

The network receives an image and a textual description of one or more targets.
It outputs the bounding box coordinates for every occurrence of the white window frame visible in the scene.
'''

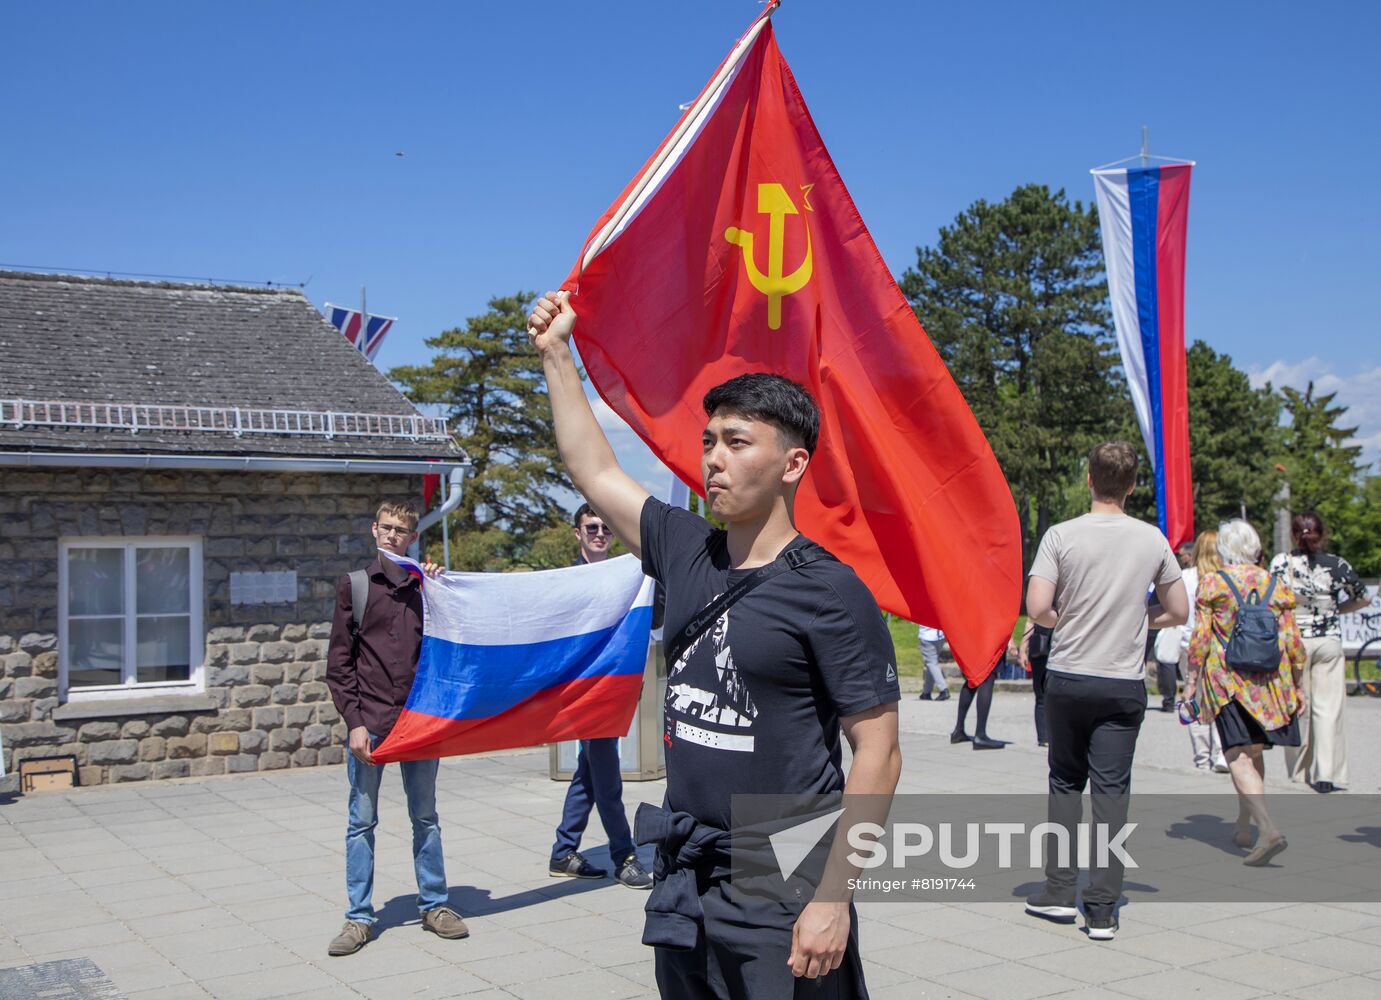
[58,535,205,702]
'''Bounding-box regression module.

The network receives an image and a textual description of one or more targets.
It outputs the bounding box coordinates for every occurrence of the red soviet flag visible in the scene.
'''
[563,9,1021,682]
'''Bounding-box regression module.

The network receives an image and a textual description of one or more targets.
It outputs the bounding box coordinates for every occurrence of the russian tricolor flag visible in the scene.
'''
[1092,163,1194,549]
[371,552,655,764]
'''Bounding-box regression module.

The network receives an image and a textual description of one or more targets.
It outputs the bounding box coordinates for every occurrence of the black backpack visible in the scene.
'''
[1217,571,1283,674]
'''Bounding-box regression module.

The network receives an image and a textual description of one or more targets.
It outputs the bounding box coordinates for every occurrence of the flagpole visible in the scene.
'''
[578,1,781,274]
[441,474,451,570]
[359,286,368,355]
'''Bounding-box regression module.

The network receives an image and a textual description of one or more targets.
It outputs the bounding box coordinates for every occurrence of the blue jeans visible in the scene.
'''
[551,738,634,863]
[345,735,448,924]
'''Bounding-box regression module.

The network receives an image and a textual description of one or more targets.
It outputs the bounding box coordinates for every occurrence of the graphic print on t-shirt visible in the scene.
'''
[665,598,758,752]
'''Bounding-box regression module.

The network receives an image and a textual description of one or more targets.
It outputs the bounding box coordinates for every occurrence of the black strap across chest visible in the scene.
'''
[664,542,833,668]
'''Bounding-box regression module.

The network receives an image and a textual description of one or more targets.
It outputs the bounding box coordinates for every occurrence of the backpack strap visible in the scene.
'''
[348,570,370,660]
[1261,572,1278,605]
[349,570,370,632]
[1216,569,1246,609]
[665,542,834,668]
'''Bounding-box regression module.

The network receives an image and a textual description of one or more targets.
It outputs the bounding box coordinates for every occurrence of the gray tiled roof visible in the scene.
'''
[0,270,459,460]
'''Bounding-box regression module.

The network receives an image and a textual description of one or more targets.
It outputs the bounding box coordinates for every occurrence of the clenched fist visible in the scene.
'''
[528,290,577,356]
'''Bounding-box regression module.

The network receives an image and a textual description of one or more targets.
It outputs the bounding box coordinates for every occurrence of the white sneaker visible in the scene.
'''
[1084,910,1118,940]
[1024,889,1078,922]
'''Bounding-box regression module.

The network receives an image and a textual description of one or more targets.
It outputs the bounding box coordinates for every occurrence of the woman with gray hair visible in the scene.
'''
[1184,519,1307,865]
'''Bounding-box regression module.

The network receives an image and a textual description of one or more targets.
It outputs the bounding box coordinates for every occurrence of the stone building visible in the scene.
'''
[0,270,465,790]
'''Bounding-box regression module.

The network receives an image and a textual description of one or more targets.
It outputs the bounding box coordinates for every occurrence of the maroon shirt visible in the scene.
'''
[326,559,423,737]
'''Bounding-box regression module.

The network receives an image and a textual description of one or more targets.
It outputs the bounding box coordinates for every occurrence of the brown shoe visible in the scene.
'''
[327,920,371,956]
[1243,835,1288,867]
[422,906,469,939]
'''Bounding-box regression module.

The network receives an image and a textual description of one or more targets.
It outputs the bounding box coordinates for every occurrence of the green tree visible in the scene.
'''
[390,293,569,569]
[1278,382,1363,531]
[1124,341,1284,531]
[1339,474,1381,576]
[1276,382,1374,572]
[899,184,1121,561]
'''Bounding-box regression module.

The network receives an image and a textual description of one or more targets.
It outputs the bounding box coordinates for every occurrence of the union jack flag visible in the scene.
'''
[323,303,396,362]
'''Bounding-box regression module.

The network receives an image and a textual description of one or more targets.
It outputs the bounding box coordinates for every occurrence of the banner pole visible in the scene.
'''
[359,286,368,355]
[441,474,451,570]
[578,1,781,274]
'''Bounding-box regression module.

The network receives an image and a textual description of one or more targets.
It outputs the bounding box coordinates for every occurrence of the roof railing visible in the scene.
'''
[0,398,450,442]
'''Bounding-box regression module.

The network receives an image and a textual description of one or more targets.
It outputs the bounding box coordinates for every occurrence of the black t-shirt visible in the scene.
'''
[641,498,900,831]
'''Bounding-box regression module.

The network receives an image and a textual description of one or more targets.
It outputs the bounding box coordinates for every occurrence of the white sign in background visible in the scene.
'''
[1341,584,1380,653]
[229,571,298,606]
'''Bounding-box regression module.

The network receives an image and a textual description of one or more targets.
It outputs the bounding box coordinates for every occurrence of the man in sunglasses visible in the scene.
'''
[548,502,654,889]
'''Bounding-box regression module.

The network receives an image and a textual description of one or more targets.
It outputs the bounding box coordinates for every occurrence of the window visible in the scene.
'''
[59,537,204,699]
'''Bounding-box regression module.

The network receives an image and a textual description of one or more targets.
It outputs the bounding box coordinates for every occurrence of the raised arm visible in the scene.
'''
[528,290,650,557]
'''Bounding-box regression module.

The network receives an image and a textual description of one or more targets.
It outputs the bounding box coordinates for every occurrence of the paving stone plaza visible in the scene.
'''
[3,692,1379,1000]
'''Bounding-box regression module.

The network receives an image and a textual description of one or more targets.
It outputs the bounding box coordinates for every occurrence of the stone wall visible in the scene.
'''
[0,467,420,790]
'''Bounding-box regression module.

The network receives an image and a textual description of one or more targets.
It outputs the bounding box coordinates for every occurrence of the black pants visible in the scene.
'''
[654,881,868,999]
[1030,656,1049,744]
[953,671,995,738]
[1043,671,1145,909]
[1153,660,1178,709]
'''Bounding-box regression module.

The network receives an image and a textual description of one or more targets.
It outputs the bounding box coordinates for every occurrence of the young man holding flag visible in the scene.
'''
[529,292,901,998]
[324,499,469,956]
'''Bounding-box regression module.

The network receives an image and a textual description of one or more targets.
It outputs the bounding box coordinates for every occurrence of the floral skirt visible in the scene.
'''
[1214,699,1301,751]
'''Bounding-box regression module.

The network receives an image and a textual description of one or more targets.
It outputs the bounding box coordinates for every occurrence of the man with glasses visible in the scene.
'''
[547,502,654,889]
[324,499,469,956]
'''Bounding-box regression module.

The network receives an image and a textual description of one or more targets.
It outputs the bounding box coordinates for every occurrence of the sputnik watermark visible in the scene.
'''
[731,792,1381,904]
[843,821,1137,871]
[764,811,1136,880]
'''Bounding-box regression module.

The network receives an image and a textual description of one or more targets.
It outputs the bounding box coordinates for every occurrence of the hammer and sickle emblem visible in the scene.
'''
[725,182,813,330]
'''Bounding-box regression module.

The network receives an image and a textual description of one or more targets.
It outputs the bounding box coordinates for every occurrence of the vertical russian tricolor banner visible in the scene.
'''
[1092,163,1195,550]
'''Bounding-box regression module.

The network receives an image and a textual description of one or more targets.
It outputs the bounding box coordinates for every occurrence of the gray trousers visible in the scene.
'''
[920,638,947,695]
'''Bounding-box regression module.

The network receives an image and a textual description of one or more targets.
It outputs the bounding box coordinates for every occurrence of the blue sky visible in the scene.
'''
[5,0,1377,484]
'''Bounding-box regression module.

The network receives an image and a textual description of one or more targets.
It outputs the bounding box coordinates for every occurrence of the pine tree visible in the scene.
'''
[1278,382,1363,527]
[389,293,569,569]
[1340,475,1381,577]
[1277,382,1374,572]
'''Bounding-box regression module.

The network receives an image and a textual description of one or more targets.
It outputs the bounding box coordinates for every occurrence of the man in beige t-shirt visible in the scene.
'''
[1022,442,1188,942]
[1030,516,1182,682]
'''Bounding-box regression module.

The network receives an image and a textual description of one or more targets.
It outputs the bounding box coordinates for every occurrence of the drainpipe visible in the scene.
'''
[411,466,466,565]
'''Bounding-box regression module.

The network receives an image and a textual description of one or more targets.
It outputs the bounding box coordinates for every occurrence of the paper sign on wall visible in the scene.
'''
[229,571,297,605]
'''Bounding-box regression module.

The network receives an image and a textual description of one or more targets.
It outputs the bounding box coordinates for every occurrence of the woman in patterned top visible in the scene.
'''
[1184,519,1306,866]
[1269,511,1370,793]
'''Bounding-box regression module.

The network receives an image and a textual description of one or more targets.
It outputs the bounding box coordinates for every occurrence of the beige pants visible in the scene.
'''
[1285,636,1349,787]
